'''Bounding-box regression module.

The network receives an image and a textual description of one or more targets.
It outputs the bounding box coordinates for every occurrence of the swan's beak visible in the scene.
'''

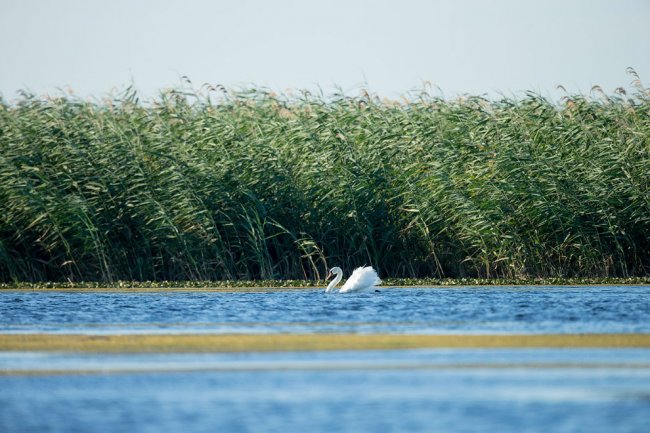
[325,272,332,280]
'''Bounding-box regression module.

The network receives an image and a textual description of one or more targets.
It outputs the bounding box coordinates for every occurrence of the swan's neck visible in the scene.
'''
[326,272,343,293]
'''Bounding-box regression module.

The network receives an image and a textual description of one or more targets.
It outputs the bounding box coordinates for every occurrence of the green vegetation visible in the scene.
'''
[1,277,648,290]
[0,75,648,282]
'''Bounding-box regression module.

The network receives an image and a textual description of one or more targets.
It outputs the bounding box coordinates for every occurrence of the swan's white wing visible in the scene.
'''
[340,266,381,293]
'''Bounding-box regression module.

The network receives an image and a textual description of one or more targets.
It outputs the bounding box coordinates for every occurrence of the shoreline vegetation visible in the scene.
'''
[1,74,649,283]
[1,276,649,290]
[2,333,650,353]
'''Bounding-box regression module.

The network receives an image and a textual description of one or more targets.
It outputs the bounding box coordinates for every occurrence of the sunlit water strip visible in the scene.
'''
[1,320,594,335]
[2,348,650,374]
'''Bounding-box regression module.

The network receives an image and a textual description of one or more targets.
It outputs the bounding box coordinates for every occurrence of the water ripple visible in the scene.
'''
[1,286,648,334]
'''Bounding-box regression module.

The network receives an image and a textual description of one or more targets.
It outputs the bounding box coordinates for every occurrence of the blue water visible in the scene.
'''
[1,286,649,334]
[1,286,650,433]
[2,350,650,433]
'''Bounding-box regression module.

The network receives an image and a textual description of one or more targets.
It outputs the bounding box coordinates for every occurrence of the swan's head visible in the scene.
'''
[326,267,342,280]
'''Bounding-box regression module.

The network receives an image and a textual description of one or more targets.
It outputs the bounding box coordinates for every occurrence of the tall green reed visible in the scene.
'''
[0,81,648,282]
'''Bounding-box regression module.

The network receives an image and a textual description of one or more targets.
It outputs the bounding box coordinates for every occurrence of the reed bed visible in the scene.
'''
[0,80,648,282]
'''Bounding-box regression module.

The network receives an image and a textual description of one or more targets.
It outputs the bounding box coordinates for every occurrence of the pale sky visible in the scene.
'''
[1,0,649,100]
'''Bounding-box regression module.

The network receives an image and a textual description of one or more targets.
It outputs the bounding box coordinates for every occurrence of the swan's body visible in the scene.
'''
[325,266,382,293]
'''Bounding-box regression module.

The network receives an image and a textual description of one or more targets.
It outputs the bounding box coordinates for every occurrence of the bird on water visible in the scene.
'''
[325,266,382,293]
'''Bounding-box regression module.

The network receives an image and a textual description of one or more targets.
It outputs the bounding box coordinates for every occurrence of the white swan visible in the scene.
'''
[325,266,382,293]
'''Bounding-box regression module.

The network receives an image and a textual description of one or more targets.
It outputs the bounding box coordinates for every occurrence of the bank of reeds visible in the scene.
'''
[0,79,648,282]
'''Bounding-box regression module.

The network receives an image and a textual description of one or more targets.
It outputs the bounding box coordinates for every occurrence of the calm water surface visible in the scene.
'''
[2,349,650,433]
[1,286,649,433]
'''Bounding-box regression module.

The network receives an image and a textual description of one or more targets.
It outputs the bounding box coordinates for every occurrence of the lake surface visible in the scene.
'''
[1,286,650,433]
[2,349,650,433]
[1,286,649,334]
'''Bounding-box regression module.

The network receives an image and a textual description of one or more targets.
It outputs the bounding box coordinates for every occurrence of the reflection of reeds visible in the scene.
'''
[0,80,648,282]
